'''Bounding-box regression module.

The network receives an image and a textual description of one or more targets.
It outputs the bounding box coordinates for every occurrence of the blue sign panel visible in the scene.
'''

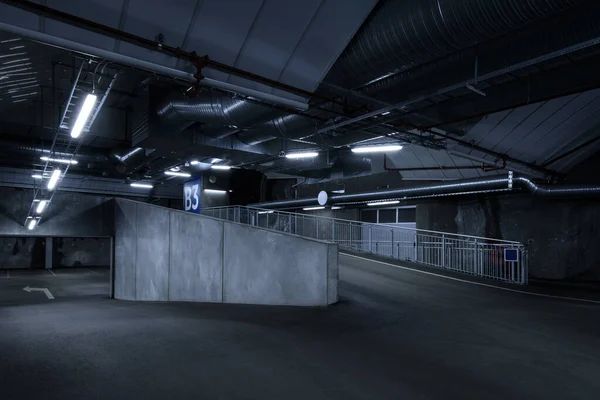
[183,178,201,214]
[504,248,519,262]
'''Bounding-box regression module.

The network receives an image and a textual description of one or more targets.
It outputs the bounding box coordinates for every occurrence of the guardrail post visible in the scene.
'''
[316,218,320,240]
[350,223,353,250]
[331,222,335,242]
[391,229,394,258]
[474,241,479,276]
[369,226,372,253]
[442,234,446,268]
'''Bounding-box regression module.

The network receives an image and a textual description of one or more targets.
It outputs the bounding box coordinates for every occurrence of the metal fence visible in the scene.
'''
[201,206,528,285]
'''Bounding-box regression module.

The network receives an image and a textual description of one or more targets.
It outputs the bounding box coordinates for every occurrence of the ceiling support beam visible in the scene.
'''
[0,20,309,111]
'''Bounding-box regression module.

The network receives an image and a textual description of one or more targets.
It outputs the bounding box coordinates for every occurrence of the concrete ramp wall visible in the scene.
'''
[114,199,338,306]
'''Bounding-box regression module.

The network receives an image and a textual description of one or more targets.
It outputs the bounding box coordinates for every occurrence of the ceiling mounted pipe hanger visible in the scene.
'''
[0,0,343,109]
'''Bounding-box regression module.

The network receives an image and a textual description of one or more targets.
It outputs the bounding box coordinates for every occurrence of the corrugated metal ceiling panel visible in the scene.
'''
[462,88,600,173]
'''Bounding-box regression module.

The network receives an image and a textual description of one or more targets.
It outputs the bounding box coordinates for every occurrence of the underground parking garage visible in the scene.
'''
[0,0,599,399]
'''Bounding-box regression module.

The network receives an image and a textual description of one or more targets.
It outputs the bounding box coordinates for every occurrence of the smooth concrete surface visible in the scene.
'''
[114,199,137,300]
[169,210,223,302]
[1,257,598,399]
[135,204,170,301]
[223,222,332,306]
[114,199,338,306]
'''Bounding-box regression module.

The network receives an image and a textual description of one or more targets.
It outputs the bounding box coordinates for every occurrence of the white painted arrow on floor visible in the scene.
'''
[22,286,55,300]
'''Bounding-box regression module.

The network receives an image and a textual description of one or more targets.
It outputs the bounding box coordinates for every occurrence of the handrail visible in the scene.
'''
[201,205,523,246]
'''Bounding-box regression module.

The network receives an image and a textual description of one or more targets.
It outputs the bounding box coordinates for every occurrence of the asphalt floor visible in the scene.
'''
[0,258,598,399]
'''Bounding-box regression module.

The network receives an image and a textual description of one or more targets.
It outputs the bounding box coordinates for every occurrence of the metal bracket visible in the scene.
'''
[184,53,210,98]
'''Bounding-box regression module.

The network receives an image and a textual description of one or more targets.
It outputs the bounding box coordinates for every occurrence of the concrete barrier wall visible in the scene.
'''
[114,199,338,306]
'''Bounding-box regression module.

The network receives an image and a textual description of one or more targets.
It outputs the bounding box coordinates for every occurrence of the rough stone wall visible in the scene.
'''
[417,195,600,281]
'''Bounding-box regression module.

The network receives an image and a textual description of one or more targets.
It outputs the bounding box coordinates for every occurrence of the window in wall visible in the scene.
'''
[378,209,396,223]
[398,207,416,223]
[361,210,377,223]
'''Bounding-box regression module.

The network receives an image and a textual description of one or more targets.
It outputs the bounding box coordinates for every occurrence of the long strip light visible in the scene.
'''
[303,206,325,211]
[351,145,403,153]
[286,152,319,159]
[164,171,191,178]
[28,218,37,230]
[32,174,43,179]
[367,200,400,207]
[47,169,61,190]
[204,189,227,194]
[211,165,231,170]
[258,210,274,215]
[130,183,153,189]
[71,94,97,138]
[40,156,78,165]
[36,200,48,214]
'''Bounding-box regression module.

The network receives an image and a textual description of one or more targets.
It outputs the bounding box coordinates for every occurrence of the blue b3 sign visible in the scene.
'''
[183,178,201,214]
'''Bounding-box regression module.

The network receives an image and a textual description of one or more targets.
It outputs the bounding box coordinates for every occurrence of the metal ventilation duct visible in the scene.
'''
[251,174,600,208]
[327,0,584,90]
[156,92,284,139]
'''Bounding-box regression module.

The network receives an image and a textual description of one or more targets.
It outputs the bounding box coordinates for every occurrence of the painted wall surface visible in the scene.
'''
[417,195,600,281]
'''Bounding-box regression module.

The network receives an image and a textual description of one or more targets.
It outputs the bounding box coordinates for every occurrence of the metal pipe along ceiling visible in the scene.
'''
[251,175,600,208]
[329,0,584,90]
[156,92,285,139]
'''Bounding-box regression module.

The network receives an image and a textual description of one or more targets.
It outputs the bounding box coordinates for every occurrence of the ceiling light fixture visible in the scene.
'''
[190,160,199,165]
[351,145,403,153]
[1,38,20,44]
[211,165,231,170]
[31,174,43,179]
[36,200,48,214]
[130,182,153,189]
[0,52,27,59]
[367,200,400,207]
[11,91,36,98]
[204,189,227,194]
[286,152,319,159]
[164,171,191,178]
[331,206,343,210]
[40,156,78,165]
[381,111,391,116]
[258,210,274,215]
[71,94,97,138]
[2,58,30,65]
[9,45,25,51]
[0,62,32,71]
[47,169,61,190]
[28,218,37,230]
[303,206,325,211]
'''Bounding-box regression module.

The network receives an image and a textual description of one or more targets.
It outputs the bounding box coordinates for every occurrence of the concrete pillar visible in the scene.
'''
[45,237,53,269]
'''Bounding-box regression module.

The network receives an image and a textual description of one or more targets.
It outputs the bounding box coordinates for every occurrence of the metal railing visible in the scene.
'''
[201,206,528,285]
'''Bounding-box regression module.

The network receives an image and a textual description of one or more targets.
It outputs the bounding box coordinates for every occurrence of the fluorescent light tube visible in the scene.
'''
[381,111,391,115]
[331,206,343,210]
[367,200,400,207]
[40,156,78,165]
[47,169,61,190]
[258,210,275,214]
[303,206,325,211]
[32,174,43,179]
[211,165,231,170]
[164,171,191,178]
[286,152,318,159]
[190,160,199,165]
[36,200,47,214]
[204,189,227,194]
[351,145,403,153]
[28,219,37,230]
[71,94,97,138]
[130,183,153,189]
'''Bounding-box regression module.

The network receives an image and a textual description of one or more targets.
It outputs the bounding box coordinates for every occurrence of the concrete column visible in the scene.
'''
[45,237,53,269]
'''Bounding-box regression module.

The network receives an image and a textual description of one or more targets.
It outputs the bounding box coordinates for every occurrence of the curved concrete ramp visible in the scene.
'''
[113,199,338,306]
